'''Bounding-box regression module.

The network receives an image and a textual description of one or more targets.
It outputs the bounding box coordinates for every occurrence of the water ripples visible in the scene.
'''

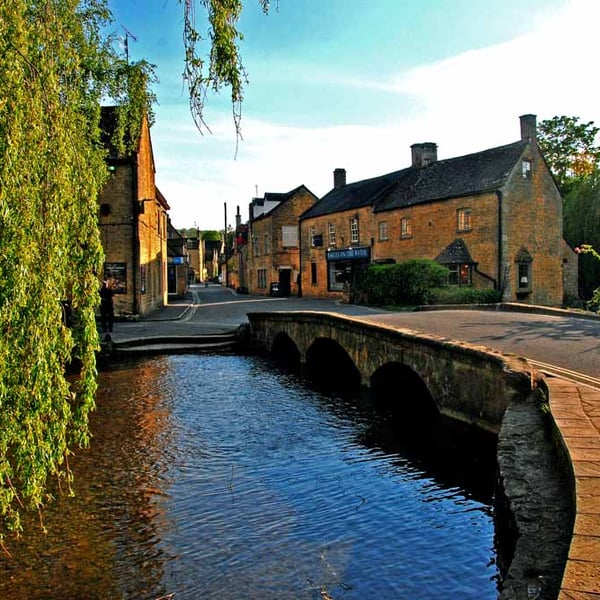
[0,353,499,599]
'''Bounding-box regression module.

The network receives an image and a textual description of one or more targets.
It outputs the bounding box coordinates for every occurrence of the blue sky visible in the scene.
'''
[106,0,599,230]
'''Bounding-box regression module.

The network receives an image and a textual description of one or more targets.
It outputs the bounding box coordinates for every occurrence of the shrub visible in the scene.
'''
[431,287,502,305]
[353,260,449,306]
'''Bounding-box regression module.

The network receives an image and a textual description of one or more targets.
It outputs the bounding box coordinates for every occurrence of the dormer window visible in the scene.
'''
[522,159,532,178]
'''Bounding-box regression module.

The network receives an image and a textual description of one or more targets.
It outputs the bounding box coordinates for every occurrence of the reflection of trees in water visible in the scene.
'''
[0,357,176,598]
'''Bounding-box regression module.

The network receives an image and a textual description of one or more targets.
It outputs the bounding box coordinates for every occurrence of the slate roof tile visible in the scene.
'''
[301,140,528,220]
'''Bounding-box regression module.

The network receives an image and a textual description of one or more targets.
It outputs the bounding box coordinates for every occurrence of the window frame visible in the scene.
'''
[328,222,336,247]
[457,208,472,233]
[447,263,472,287]
[400,217,412,239]
[517,262,532,293]
[257,268,267,288]
[350,217,359,244]
[378,221,389,241]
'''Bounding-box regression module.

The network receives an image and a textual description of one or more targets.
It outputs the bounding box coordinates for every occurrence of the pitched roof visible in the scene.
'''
[436,238,475,264]
[251,184,316,222]
[301,170,402,219]
[301,140,528,219]
[376,141,527,212]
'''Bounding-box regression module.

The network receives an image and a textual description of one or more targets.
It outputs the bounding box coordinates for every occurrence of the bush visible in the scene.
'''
[353,260,449,306]
[431,287,502,305]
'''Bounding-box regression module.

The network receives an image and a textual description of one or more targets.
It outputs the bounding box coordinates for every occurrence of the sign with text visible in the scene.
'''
[326,246,370,262]
[103,262,127,294]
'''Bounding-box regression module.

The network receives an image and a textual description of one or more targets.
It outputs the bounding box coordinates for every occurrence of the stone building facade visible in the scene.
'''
[300,115,577,306]
[247,185,318,296]
[98,107,169,317]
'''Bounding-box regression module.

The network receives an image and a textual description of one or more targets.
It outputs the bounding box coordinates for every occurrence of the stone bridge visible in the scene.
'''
[247,311,534,433]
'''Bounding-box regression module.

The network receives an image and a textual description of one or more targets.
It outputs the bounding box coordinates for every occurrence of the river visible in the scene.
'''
[0,353,499,599]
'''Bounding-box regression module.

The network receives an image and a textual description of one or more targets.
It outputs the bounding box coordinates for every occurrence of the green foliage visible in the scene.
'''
[431,287,502,305]
[201,230,222,241]
[575,245,600,311]
[0,0,154,539]
[564,170,600,299]
[353,260,449,306]
[538,115,600,194]
[182,0,270,141]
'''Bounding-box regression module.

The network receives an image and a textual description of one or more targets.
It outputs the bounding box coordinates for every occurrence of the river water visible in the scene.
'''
[0,354,499,599]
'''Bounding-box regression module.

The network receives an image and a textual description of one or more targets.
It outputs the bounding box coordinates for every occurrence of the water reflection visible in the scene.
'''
[0,354,498,599]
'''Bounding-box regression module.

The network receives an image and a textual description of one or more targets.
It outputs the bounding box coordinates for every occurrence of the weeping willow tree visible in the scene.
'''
[0,0,263,540]
[182,0,271,141]
[0,0,154,539]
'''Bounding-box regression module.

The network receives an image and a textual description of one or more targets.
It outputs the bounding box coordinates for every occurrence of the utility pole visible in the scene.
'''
[223,202,228,287]
[122,26,138,64]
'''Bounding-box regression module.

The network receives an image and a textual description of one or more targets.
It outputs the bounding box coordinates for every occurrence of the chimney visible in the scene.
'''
[235,205,241,229]
[520,114,537,142]
[333,168,346,188]
[411,142,438,168]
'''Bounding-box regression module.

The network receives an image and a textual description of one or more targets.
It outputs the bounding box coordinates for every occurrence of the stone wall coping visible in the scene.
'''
[547,378,600,598]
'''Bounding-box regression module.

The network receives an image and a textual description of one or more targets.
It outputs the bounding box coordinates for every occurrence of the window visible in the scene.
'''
[522,159,532,178]
[448,263,472,286]
[517,262,532,292]
[378,221,389,241]
[263,233,269,255]
[457,208,472,232]
[311,262,318,285]
[400,217,412,239]
[350,217,359,244]
[257,269,267,288]
[329,262,351,291]
[252,235,259,257]
[310,225,317,247]
[328,222,336,247]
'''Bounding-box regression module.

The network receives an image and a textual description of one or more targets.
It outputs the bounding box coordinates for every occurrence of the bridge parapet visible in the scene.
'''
[247,311,534,433]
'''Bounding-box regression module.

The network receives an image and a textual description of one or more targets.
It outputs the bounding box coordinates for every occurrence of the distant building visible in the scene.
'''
[300,115,577,306]
[167,219,189,297]
[247,185,319,296]
[98,107,169,316]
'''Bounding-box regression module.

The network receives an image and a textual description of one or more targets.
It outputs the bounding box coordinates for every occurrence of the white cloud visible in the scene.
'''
[157,0,600,230]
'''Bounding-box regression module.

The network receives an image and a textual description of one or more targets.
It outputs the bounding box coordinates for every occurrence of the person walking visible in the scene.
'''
[99,280,115,333]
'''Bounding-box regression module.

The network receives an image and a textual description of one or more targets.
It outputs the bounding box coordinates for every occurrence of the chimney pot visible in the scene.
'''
[520,114,537,142]
[411,142,437,168]
[334,168,346,188]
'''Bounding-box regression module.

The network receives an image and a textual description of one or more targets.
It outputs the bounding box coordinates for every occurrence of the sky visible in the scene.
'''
[106,0,600,231]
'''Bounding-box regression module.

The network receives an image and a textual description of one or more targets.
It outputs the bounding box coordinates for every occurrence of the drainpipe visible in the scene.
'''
[297,220,303,297]
[496,190,504,295]
[132,159,139,314]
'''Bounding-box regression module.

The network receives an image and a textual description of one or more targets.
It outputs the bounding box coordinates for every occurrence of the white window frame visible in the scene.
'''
[350,217,359,244]
[328,222,336,247]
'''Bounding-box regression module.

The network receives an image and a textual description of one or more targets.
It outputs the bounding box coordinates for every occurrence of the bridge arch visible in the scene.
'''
[247,311,533,432]
[305,337,361,392]
[271,332,301,367]
[370,362,438,421]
